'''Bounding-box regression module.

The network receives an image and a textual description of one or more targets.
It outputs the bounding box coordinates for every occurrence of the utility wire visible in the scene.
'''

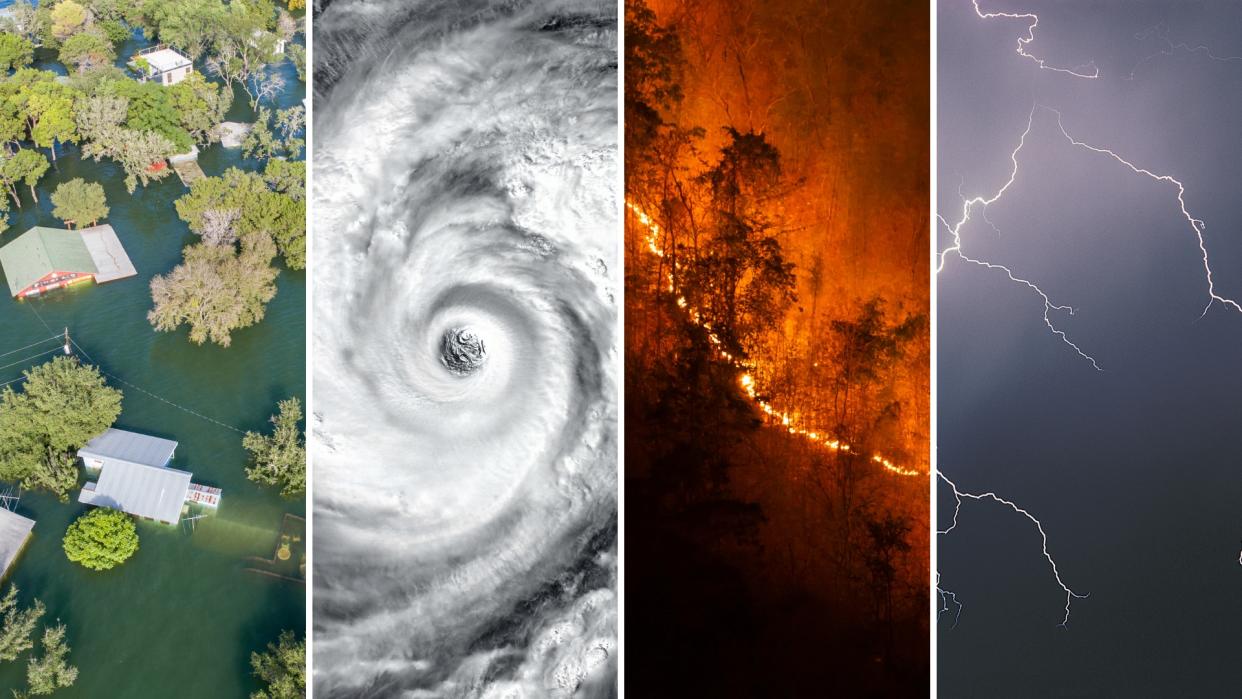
[67,335,246,436]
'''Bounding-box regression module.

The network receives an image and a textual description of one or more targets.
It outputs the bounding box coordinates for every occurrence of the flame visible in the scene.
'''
[627,200,924,478]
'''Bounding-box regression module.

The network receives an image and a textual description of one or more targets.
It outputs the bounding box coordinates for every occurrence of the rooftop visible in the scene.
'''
[138,47,192,74]
[79,461,191,525]
[0,508,34,579]
[78,225,137,284]
[79,428,178,470]
[0,227,97,297]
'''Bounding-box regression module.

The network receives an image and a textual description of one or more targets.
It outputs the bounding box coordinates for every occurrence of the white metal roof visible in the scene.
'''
[142,48,191,73]
[79,460,191,524]
[78,225,137,284]
[0,508,33,578]
[78,428,177,469]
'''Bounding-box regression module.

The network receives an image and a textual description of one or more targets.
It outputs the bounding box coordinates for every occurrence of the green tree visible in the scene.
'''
[12,76,78,161]
[206,4,283,108]
[0,148,44,207]
[62,508,138,571]
[168,72,231,144]
[51,178,108,227]
[73,93,127,143]
[261,159,304,201]
[81,125,176,192]
[0,586,44,662]
[286,43,304,83]
[175,167,304,269]
[241,107,278,160]
[0,357,122,501]
[243,398,304,497]
[49,1,86,41]
[249,630,304,699]
[98,19,130,45]
[1,148,49,204]
[106,79,192,152]
[24,623,77,695]
[144,0,223,61]
[148,234,280,347]
[0,33,34,71]
[58,32,115,74]
[274,105,303,157]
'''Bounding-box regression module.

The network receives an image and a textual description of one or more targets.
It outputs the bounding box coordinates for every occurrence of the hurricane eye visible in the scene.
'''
[440,327,487,375]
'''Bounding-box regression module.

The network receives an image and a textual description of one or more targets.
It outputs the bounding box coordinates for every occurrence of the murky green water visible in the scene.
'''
[0,38,305,698]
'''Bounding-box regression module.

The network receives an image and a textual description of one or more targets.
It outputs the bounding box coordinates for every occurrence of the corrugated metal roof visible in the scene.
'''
[0,227,99,296]
[0,508,34,579]
[78,429,177,469]
[78,225,136,284]
[79,460,191,524]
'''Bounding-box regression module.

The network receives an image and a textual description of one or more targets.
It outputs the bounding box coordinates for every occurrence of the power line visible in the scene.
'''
[0,334,61,360]
[0,346,65,374]
[66,334,246,436]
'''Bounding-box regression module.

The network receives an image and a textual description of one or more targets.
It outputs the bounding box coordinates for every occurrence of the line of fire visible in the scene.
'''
[624,0,929,694]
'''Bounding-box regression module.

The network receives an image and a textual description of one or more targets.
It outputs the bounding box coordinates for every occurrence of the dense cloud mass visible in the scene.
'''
[312,1,618,695]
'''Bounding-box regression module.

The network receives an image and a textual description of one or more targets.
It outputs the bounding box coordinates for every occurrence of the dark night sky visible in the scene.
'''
[938,2,1242,695]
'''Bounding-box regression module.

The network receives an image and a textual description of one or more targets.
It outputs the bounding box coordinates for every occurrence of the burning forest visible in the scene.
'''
[624,0,929,694]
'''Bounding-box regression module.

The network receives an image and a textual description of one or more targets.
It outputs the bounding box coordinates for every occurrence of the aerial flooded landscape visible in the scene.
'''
[0,0,305,696]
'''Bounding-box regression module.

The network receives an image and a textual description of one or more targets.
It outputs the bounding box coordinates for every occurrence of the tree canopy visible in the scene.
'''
[0,586,44,663]
[174,165,305,269]
[0,358,122,501]
[23,622,77,695]
[62,508,139,571]
[249,630,305,699]
[148,234,280,347]
[51,177,108,227]
[243,397,305,498]
[0,33,34,72]
[59,32,115,74]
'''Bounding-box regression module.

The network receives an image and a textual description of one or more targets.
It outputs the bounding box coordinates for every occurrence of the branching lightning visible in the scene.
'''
[1128,25,1242,80]
[972,1,1099,79]
[937,6,1242,630]
[939,103,1242,372]
[938,472,1088,628]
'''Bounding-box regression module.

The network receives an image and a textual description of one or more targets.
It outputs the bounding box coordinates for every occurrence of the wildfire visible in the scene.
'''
[628,200,924,478]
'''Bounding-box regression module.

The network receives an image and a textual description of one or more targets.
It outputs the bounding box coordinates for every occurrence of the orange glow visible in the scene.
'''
[627,199,923,478]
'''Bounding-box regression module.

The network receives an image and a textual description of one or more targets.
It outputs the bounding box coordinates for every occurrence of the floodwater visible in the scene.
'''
[0,36,305,698]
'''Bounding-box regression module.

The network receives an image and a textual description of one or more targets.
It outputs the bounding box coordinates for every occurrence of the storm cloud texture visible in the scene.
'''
[311,1,618,696]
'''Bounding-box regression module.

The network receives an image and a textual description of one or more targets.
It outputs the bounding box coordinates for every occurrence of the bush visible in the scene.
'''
[62,509,138,571]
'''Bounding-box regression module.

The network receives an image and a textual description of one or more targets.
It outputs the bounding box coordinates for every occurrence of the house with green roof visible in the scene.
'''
[0,225,137,298]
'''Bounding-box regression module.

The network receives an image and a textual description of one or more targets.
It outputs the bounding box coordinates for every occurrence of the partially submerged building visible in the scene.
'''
[0,225,136,298]
[0,508,34,580]
[78,429,220,525]
[132,45,193,86]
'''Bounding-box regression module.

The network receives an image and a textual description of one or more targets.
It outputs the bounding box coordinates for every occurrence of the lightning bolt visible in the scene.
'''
[937,105,1101,371]
[1128,25,1242,80]
[938,472,1089,627]
[939,103,1242,370]
[936,572,963,628]
[942,1,1242,632]
[972,1,1099,79]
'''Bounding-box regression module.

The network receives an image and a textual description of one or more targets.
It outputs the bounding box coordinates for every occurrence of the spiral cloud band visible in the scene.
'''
[312,0,618,695]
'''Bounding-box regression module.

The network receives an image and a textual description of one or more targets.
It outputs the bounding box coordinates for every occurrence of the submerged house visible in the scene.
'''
[0,225,136,298]
[131,45,193,86]
[0,508,34,580]
[78,429,219,525]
